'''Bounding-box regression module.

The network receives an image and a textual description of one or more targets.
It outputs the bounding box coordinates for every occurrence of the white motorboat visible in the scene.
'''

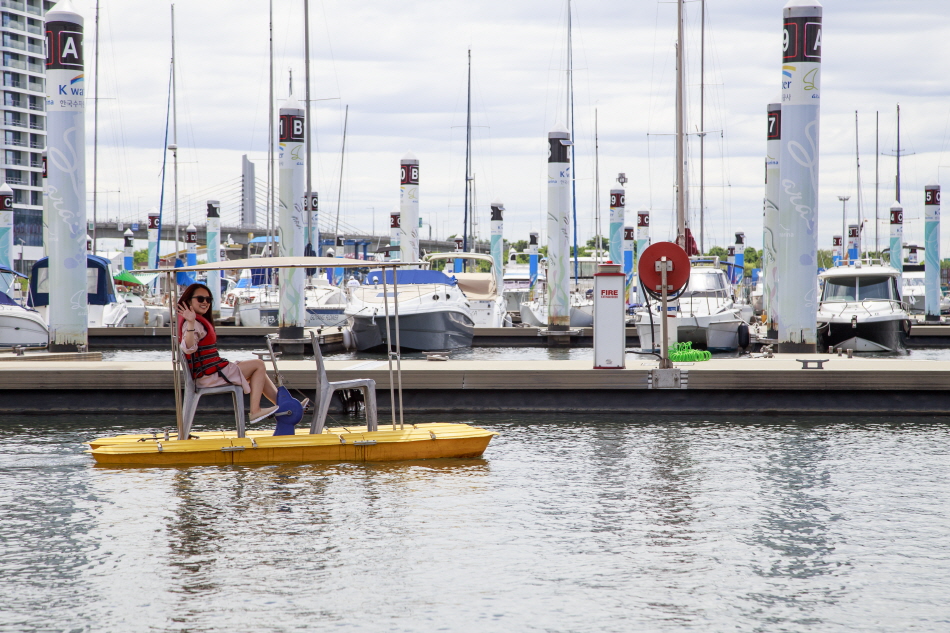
[234,280,347,328]
[817,260,910,352]
[346,269,474,351]
[901,270,925,314]
[29,255,129,327]
[501,250,546,317]
[634,258,747,351]
[518,291,595,328]
[425,253,509,328]
[0,265,47,348]
[118,287,170,327]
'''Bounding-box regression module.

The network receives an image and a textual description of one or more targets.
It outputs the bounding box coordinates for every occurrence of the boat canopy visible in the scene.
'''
[365,269,458,286]
[28,255,119,307]
[0,264,25,278]
[0,291,18,306]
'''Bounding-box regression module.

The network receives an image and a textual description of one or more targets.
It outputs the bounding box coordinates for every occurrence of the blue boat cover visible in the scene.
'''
[364,269,457,286]
[28,255,118,307]
[0,291,17,306]
[0,264,25,278]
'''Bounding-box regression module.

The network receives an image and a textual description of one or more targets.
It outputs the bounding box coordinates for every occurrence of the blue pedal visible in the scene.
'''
[273,386,303,436]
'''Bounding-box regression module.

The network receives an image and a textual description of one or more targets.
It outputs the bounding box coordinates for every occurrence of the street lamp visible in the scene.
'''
[838,195,850,262]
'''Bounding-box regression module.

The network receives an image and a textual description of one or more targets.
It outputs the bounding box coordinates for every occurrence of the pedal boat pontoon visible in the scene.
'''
[86,256,497,466]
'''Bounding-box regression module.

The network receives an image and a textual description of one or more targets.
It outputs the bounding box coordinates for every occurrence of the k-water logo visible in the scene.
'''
[58,73,84,96]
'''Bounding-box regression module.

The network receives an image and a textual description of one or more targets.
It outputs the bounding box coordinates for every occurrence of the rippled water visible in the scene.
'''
[2,414,949,632]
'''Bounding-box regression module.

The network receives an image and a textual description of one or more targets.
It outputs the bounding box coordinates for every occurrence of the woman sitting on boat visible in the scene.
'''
[178,282,285,423]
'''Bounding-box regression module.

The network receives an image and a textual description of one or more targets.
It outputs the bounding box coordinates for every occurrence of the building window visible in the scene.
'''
[14,207,43,247]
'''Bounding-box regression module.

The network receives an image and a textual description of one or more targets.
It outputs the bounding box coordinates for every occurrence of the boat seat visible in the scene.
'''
[178,349,247,440]
[308,330,378,434]
[453,273,496,300]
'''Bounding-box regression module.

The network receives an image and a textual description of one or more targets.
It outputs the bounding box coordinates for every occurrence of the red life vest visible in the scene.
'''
[179,314,231,382]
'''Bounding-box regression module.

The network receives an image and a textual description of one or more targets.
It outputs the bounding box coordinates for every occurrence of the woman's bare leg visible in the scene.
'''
[240,360,278,414]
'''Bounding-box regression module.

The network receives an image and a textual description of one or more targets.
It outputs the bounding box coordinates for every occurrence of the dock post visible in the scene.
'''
[389,208,400,262]
[305,192,319,257]
[528,232,539,300]
[400,153,420,265]
[890,201,903,289]
[46,3,88,353]
[764,100,781,338]
[0,184,12,295]
[734,232,745,286]
[123,229,134,273]
[206,201,221,322]
[623,225,635,307]
[490,199,504,291]
[609,188,624,265]
[547,125,571,333]
[777,0,822,353]
[278,93,306,353]
[635,207,650,306]
[847,224,859,261]
[925,182,941,321]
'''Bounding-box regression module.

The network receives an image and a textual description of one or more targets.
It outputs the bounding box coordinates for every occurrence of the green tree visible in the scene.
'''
[706,245,728,260]
[133,248,149,267]
[743,247,762,269]
[817,249,834,269]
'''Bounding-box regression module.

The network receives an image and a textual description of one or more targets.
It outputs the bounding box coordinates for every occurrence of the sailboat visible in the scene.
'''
[632,0,746,351]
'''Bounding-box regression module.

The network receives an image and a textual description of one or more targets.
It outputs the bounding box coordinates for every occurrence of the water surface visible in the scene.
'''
[1,414,948,632]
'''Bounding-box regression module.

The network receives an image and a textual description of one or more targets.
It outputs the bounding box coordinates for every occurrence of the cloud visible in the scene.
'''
[68,0,950,255]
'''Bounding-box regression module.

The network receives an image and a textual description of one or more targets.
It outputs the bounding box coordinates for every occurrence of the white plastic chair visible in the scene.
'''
[178,349,246,439]
[308,331,378,434]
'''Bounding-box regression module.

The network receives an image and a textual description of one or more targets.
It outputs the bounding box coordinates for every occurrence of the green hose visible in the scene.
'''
[668,341,711,362]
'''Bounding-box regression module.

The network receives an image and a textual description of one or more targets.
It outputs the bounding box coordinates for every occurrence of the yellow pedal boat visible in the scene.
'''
[88,423,497,466]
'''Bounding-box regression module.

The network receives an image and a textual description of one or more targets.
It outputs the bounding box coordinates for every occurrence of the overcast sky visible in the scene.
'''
[79,0,950,255]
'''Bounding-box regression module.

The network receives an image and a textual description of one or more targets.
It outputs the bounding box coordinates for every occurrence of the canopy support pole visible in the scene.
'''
[393,267,405,430]
[381,271,397,430]
[169,272,184,439]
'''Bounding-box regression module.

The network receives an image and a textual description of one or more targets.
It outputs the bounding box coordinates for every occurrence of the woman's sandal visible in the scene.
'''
[249,405,279,424]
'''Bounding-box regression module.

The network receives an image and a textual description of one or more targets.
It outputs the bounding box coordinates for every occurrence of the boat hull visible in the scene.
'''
[89,424,496,466]
[0,307,48,348]
[351,310,474,351]
[819,318,909,352]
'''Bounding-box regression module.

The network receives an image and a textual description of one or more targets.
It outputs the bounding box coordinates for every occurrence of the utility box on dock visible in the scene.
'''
[593,262,626,369]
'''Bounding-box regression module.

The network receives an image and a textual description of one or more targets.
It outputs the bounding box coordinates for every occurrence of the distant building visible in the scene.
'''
[2,0,53,272]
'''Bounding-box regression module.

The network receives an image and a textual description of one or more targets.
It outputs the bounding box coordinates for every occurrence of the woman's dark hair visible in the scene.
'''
[178,283,214,309]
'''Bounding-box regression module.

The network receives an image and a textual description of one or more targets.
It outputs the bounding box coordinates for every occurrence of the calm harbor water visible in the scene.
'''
[1,414,949,632]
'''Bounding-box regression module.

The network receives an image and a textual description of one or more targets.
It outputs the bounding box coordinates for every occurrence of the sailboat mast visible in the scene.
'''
[171,4,179,255]
[567,0,579,283]
[267,0,274,252]
[594,109,600,263]
[304,0,313,244]
[92,0,99,254]
[675,0,686,249]
[895,103,901,203]
[698,0,705,254]
[875,111,879,252]
[463,49,471,253]
[334,105,348,239]
[855,111,863,254]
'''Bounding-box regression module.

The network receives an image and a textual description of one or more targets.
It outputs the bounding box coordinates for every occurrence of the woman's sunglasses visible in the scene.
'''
[191,296,211,304]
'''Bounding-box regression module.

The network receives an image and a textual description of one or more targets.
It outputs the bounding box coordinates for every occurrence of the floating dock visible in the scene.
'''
[79,324,950,349]
[2,355,949,416]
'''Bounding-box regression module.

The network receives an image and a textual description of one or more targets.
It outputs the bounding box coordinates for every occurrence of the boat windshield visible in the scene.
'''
[683,271,726,297]
[822,275,894,301]
[903,277,925,288]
